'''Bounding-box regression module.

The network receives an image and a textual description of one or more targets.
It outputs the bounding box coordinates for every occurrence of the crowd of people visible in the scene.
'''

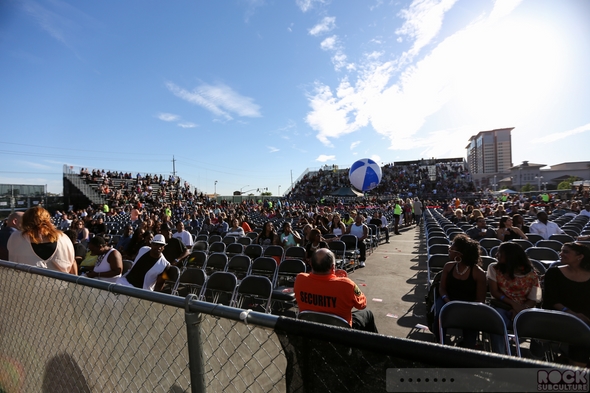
[286,159,476,202]
[1,163,590,366]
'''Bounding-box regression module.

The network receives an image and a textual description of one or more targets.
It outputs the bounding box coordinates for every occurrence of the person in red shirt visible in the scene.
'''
[294,248,378,333]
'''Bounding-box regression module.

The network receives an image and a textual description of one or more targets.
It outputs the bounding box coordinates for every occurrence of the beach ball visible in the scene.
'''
[349,158,382,192]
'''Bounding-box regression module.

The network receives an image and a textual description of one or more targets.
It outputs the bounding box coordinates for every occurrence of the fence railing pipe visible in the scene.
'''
[185,294,206,393]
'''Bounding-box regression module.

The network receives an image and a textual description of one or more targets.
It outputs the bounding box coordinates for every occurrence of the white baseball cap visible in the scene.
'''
[151,234,167,245]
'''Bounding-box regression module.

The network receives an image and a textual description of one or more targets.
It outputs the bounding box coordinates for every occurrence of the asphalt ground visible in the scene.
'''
[345,222,436,343]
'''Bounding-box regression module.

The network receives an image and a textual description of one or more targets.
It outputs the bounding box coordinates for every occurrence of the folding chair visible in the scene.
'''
[427,236,450,248]
[529,259,547,275]
[264,245,285,264]
[298,311,350,328]
[525,247,560,265]
[185,251,207,270]
[225,255,252,281]
[208,235,222,244]
[246,232,259,240]
[160,266,180,295]
[244,244,263,261]
[480,256,497,271]
[328,241,347,269]
[271,259,306,312]
[489,246,499,259]
[428,244,450,259]
[427,254,449,291]
[222,236,237,246]
[439,301,510,354]
[199,271,238,306]
[205,252,228,274]
[176,268,207,297]
[208,241,226,254]
[479,238,502,253]
[340,234,360,270]
[525,233,544,244]
[191,240,208,253]
[510,239,534,251]
[225,243,244,258]
[251,257,278,287]
[122,259,133,275]
[535,240,563,252]
[549,234,575,244]
[285,246,306,260]
[235,275,273,313]
[237,236,252,246]
[513,308,590,361]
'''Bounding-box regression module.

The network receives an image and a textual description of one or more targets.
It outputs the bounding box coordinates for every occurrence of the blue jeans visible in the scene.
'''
[490,307,511,355]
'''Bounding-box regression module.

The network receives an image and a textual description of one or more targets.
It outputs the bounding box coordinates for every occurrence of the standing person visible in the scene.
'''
[393,200,402,235]
[116,234,172,291]
[0,211,23,260]
[7,206,77,274]
[346,213,368,267]
[435,234,487,347]
[85,236,123,283]
[413,197,423,226]
[543,243,590,367]
[294,248,378,333]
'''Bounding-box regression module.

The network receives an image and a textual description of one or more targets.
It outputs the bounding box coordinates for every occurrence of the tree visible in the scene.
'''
[261,191,272,196]
[557,176,579,190]
[521,183,534,192]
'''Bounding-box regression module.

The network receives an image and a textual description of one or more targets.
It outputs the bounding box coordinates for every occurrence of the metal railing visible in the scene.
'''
[0,260,563,393]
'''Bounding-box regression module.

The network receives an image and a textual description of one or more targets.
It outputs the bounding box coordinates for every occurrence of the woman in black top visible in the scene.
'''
[435,234,487,347]
[496,216,528,242]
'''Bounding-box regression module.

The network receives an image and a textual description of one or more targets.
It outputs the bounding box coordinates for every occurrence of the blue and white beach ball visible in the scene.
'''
[348,159,382,192]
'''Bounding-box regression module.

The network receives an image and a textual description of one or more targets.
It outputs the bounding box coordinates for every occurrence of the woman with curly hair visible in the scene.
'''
[7,206,77,274]
[435,234,487,348]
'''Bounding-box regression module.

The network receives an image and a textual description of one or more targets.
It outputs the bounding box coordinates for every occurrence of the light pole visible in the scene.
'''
[278,185,281,196]
[518,168,523,192]
[542,182,548,191]
[240,185,249,195]
[493,175,497,191]
[535,175,543,191]
[214,180,218,197]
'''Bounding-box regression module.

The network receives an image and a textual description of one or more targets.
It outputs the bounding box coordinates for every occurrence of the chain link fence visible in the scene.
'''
[0,260,560,393]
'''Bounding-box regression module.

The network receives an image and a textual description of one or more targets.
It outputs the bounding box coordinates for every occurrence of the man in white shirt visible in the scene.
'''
[529,211,565,240]
[116,234,171,291]
[172,221,194,248]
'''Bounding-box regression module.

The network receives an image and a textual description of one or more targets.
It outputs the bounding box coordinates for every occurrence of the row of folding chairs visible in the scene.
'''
[165,254,308,314]
[438,301,590,361]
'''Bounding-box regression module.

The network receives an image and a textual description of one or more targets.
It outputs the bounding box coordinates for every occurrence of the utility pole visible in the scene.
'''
[290,170,293,190]
[172,156,177,177]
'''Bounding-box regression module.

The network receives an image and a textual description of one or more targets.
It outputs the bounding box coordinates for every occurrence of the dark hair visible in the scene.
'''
[498,216,511,229]
[563,242,590,271]
[64,229,77,243]
[89,236,107,247]
[311,249,334,273]
[451,234,481,267]
[496,241,533,279]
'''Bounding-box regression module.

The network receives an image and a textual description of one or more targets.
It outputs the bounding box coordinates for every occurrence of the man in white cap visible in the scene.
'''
[116,234,171,291]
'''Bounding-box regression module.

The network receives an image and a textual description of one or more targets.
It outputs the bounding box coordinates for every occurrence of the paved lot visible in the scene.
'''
[345,223,436,343]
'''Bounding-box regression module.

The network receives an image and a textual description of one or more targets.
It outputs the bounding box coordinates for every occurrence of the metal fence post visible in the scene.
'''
[185,294,206,393]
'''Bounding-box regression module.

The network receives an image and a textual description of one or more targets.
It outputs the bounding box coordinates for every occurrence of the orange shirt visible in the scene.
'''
[241,222,252,233]
[294,272,366,326]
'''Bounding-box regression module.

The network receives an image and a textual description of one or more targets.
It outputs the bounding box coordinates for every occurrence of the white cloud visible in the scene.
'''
[350,141,361,150]
[531,123,590,144]
[320,36,337,51]
[309,16,336,36]
[267,146,280,153]
[20,160,52,170]
[296,0,326,13]
[166,82,261,120]
[370,155,381,163]
[158,113,179,122]
[305,0,545,154]
[316,154,336,162]
[395,0,458,64]
[22,0,68,44]
[178,122,197,128]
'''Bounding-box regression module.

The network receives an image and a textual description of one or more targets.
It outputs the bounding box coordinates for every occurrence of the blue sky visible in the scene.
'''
[1,0,589,196]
